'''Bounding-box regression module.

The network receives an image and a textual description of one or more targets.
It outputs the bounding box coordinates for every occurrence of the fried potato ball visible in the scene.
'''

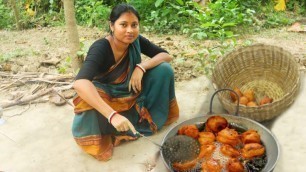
[230,87,243,102]
[177,124,199,139]
[244,90,255,102]
[238,96,249,105]
[220,144,240,158]
[198,143,216,159]
[247,101,258,107]
[172,159,198,171]
[241,129,261,144]
[202,159,222,172]
[227,158,244,172]
[260,96,273,105]
[198,132,216,145]
[216,127,241,147]
[242,143,265,159]
[205,116,229,134]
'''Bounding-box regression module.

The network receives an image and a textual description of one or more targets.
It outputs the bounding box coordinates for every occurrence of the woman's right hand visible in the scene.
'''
[111,113,137,134]
[73,80,137,134]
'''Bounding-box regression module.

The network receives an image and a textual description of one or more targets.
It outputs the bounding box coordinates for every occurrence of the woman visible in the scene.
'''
[72,3,179,161]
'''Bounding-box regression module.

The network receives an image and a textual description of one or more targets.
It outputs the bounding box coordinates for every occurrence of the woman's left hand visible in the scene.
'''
[129,67,144,93]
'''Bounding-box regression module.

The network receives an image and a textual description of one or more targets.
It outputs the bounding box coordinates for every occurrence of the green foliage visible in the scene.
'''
[194,39,254,76]
[57,56,72,74]
[18,13,63,29]
[137,0,304,39]
[263,12,294,28]
[190,0,256,40]
[0,49,33,63]
[25,0,65,28]
[0,0,305,39]
[76,40,88,61]
[75,1,111,28]
[104,0,126,6]
[26,0,63,14]
[0,0,64,30]
[254,1,296,29]
[286,0,306,15]
[141,0,257,39]
[142,1,198,34]
[0,0,13,29]
[194,39,237,76]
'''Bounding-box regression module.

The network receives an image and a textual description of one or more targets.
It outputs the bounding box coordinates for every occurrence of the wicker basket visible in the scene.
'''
[212,44,300,122]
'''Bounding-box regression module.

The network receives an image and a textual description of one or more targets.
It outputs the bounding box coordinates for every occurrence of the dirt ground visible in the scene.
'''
[0,25,305,111]
[1,26,305,82]
[0,26,306,171]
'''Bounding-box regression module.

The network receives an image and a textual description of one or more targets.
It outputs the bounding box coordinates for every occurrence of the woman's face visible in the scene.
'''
[111,12,139,44]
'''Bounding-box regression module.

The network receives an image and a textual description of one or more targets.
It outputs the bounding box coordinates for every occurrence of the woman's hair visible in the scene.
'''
[109,3,141,24]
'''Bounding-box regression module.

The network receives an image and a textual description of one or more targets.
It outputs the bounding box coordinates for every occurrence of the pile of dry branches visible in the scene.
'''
[0,71,75,110]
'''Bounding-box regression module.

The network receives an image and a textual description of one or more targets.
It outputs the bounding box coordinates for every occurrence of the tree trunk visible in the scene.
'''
[10,0,21,30]
[63,0,82,72]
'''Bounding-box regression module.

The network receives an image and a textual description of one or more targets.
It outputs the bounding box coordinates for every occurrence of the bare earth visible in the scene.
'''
[0,26,306,172]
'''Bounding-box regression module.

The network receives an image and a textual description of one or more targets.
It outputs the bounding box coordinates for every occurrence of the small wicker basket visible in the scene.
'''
[212,44,300,122]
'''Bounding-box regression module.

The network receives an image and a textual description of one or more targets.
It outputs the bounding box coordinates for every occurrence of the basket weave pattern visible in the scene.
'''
[212,44,300,122]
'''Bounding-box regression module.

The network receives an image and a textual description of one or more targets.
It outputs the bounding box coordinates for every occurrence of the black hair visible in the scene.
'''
[109,3,141,24]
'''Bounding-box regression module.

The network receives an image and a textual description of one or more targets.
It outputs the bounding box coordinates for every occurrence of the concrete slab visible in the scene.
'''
[0,73,305,172]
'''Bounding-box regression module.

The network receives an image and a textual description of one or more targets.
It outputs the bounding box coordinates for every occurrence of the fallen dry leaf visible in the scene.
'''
[287,22,306,33]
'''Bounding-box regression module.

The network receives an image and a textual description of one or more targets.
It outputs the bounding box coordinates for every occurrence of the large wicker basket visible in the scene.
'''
[212,44,300,122]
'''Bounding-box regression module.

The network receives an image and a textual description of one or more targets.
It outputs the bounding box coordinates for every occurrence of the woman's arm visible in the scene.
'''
[73,79,114,117]
[138,52,172,70]
[138,35,172,70]
[73,79,136,133]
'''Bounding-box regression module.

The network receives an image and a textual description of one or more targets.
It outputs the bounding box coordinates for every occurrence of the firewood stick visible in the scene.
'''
[0,84,73,109]
[0,77,26,91]
[52,90,74,107]
[27,78,71,84]
[0,88,53,109]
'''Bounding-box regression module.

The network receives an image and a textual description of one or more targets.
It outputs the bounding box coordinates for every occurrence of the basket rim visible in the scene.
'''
[219,43,294,61]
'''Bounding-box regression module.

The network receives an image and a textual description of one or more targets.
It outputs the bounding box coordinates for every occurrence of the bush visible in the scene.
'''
[75,1,110,28]
[0,0,13,29]
[0,0,304,38]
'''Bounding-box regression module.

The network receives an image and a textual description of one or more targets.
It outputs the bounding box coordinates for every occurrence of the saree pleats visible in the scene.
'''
[135,62,179,135]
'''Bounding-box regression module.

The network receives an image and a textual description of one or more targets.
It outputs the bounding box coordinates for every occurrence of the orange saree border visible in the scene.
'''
[73,98,179,161]
[73,88,140,114]
[165,98,180,125]
[74,135,114,161]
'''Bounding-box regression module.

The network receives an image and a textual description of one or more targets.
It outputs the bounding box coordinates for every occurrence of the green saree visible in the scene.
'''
[72,37,179,161]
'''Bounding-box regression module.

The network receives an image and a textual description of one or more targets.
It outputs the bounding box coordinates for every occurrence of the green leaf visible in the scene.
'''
[201,22,219,28]
[155,0,164,7]
[79,42,84,49]
[225,31,234,37]
[222,22,236,27]
[77,51,84,57]
[66,56,72,63]
[175,0,184,5]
